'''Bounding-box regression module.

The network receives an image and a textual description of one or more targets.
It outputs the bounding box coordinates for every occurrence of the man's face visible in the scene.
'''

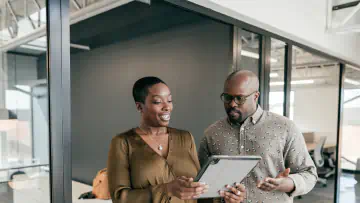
[223,78,259,124]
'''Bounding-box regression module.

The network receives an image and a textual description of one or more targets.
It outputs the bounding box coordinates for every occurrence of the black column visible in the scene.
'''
[46,0,71,202]
[284,44,292,117]
[334,64,345,203]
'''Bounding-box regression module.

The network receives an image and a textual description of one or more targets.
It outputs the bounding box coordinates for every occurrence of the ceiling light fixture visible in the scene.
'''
[291,80,315,85]
[20,44,46,51]
[344,78,360,86]
[270,80,315,86]
[270,73,279,78]
[241,50,278,63]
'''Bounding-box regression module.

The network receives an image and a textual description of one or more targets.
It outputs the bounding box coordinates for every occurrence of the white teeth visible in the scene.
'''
[160,114,170,121]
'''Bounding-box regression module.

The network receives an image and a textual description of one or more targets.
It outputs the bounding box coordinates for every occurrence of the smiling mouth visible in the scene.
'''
[160,114,170,121]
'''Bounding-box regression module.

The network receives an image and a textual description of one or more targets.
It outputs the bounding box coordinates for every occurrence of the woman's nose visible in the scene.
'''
[163,102,171,111]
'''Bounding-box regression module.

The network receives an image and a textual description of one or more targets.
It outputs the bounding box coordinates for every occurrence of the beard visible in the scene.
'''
[226,108,244,124]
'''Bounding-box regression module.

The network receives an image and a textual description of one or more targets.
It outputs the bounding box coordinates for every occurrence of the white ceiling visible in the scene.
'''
[329,0,360,33]
[0,0,104,44]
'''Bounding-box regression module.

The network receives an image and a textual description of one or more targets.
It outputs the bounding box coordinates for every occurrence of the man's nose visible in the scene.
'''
[229,99,238,108]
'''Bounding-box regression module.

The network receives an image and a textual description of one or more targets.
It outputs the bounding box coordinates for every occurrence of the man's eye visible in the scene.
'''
[168,100,172,103]
[153,101,161,104]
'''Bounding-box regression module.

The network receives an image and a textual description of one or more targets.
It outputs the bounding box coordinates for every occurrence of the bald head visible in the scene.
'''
[223,70,260,125]
[224,70,259,94]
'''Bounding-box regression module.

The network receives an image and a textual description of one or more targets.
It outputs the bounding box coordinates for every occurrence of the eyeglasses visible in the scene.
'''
[220,91,258,105]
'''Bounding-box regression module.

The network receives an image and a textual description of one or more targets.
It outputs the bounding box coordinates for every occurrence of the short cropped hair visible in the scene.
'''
[132,76,167,103]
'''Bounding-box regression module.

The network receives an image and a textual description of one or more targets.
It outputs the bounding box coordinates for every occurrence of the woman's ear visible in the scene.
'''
[135,102,142,113]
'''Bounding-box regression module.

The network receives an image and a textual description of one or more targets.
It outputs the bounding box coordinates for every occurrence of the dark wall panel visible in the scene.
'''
[71,20,232,183]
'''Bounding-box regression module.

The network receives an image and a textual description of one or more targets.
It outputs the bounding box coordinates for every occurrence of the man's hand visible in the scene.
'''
[256,168,295,193]
[219,183,246,203]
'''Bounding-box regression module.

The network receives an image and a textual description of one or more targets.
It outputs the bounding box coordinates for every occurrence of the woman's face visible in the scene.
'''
[138,83,173,127]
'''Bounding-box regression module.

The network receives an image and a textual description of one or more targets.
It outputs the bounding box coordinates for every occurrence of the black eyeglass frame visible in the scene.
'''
[220,91,259,105]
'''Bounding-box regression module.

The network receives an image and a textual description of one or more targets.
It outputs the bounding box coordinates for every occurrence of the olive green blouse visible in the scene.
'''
[107,127,204,203]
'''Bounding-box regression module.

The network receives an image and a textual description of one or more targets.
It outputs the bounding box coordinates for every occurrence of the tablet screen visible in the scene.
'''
[195,155,261,199]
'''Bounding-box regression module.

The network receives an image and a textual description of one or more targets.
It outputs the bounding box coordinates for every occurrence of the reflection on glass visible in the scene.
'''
[238,30,260,76]
[0,0,50,202]
[291,46,338,202]
[269,39,286,116]
[338,65,360,203]
[342,65,360,171]
[269,91,294,119]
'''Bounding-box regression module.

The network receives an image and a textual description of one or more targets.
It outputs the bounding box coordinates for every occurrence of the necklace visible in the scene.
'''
[138,126,165,151]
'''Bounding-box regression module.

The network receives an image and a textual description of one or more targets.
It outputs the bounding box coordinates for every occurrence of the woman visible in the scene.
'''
[107,77,245,203]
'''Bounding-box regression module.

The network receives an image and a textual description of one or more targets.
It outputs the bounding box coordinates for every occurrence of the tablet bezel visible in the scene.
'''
[194,155,262,182]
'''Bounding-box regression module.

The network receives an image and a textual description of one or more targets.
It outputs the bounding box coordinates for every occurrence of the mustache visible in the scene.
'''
[226,108,241,114]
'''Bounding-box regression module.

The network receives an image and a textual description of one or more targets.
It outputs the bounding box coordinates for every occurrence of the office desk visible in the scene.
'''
[306,142,336,151]
[9,175,111,203]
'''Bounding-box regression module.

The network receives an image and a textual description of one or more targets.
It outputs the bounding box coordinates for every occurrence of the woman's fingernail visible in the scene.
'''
[205,185,210,189]
[225,185,230,188]
[200,182,206,185]
[237,191,241,195]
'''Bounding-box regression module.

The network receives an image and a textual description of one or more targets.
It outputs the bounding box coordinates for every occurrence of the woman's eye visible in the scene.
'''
[168,100,172,103]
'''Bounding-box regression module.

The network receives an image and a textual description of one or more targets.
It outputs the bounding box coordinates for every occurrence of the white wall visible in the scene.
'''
[292,86,339,145]
[191,0,360,66]
[343,107,360,125]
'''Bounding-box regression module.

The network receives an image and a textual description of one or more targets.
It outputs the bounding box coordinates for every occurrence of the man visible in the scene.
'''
[198,70,317,203]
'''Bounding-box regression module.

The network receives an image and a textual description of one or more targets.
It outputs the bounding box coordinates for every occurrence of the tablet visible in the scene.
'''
[194,155,261,199]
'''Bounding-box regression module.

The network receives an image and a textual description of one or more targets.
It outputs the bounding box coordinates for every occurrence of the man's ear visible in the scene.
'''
[254,91,260,101]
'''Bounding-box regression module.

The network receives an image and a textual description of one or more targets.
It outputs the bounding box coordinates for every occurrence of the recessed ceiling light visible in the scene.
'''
[241,50,278,63]
[344,78,360,86]
[270,73,279,78]
[270,80,315,86]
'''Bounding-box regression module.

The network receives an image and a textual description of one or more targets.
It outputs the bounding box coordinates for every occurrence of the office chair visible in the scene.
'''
[322,150,336,178]
[297,136,334,199]
[311,136,331,187]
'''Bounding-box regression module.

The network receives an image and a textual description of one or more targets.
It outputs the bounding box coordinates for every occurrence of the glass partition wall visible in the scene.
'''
[290,46,339,203]
[1,0,71,202]
[269,38,286,116]
[0,0,358,202]
[0,0,51,202]
[338,65,360,203]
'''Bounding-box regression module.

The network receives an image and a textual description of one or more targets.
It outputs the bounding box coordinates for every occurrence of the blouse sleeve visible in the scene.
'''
[188,132,201,171]
[107,135,171,203]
